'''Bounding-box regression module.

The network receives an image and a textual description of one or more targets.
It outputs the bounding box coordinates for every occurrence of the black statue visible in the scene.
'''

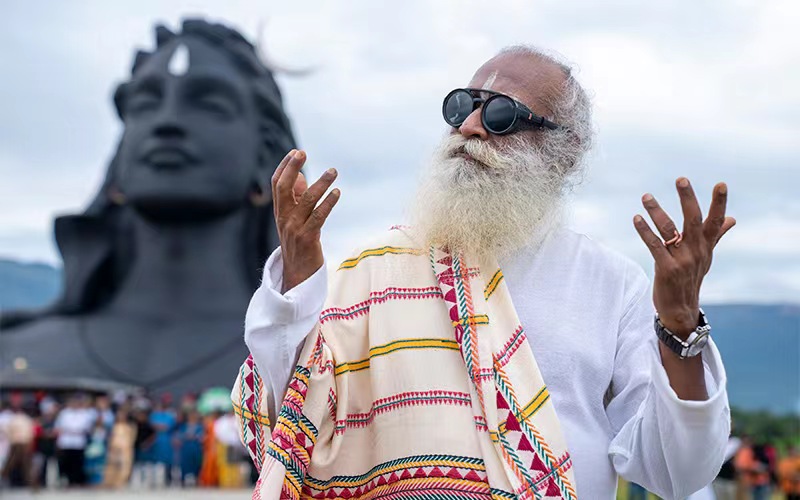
[0,19,296,395]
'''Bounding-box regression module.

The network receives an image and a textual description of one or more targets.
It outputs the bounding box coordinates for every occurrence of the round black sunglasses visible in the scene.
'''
[442,88,560,135]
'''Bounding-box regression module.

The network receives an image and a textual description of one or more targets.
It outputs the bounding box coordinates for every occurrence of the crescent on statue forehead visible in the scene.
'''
[168,43,190,76]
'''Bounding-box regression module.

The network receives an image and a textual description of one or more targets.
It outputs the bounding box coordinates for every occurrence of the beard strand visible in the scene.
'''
[409,133,568,259]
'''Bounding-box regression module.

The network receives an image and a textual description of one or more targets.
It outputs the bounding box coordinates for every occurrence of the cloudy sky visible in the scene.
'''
[1,0,797,303]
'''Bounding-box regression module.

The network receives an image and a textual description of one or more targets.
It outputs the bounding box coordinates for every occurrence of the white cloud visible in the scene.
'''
[0,0,797,301]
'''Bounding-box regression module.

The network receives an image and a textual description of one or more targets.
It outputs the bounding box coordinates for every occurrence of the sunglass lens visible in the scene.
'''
[483,96,516,133]
[443,90,474,127]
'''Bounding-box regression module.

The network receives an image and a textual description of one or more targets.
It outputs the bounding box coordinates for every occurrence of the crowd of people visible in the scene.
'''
[712,435,800,500]
[0,390,257,491]
[626,435,800,500]
[2,390,798,497]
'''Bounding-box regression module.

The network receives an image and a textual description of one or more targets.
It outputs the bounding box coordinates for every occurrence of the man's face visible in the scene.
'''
[450,53,563,157]
[410,53,572,257]
[115,37,261,221]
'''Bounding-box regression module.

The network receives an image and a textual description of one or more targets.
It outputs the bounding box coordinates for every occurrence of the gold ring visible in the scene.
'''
[665,229,683,248]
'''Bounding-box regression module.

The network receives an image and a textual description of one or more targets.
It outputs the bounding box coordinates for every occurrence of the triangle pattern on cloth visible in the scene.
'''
[544,477,564,497]
[427,244,573,499]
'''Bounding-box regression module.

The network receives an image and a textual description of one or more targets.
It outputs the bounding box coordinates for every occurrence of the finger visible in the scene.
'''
[703,182,728,244]
[272,150,296,214]
[633,215,674,262]
[272,149,296,185]
[304,188,341,231]
[276,150,307,210]
[676,177,703,239]
[641,193,679,242]
[714,216,736,247]
[296,168,338,220]
[292,172,308,204]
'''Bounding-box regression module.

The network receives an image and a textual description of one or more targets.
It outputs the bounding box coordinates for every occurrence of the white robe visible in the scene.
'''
[244,228,729,498]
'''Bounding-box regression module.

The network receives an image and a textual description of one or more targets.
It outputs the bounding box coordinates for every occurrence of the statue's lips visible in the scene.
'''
[141,146,197,168]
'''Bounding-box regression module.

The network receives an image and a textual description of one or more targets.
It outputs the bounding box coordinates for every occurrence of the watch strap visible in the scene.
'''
[654,309,710,359]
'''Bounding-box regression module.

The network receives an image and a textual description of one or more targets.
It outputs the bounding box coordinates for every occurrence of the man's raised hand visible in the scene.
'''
[273,150,340,293]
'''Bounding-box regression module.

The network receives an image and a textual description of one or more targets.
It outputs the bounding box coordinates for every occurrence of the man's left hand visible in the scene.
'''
[633,178,736,338]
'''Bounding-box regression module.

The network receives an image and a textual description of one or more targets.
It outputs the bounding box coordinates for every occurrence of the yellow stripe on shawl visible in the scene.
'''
[484,269,504,300]
[232,402,271,427]
[452,314,490,328]
[498,386,550,433]
[334,338,460,375]
[338,246,425,270]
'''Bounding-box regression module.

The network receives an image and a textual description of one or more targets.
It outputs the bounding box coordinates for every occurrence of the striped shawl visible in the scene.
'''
[232,228,577,499]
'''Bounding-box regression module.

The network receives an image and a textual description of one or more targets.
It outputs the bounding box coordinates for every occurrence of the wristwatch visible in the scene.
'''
[654,309,711,359]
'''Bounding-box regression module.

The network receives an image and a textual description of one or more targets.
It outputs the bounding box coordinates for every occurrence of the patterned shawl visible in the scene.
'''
[232,228,577,499]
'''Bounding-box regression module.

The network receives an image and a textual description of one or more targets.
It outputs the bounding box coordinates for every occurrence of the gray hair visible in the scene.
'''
[497,45,594,186]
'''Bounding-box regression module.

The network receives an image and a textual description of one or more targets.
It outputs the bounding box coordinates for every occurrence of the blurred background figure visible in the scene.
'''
[174,409,204,486]
[213,411,245,488]
[103,408,136,488]
[779,444,800,500]
[131,408,155,489]
[712,434,741,500]
[197,410,220,487]
[53,395,94,487]
[0,405,35,488]
[735,436,773,500]
[33,402,59,488]
[148,398,177,487]
[84,417,108,485]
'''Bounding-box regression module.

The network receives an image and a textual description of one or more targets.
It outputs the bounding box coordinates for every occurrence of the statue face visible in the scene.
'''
[115,37,261,220]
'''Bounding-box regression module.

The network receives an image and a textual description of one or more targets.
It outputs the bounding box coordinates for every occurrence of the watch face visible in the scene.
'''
[687,332,710,357]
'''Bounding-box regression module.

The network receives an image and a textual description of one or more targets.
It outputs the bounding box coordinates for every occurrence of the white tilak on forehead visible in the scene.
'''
[168,43,190,76]
[481,71,498,90]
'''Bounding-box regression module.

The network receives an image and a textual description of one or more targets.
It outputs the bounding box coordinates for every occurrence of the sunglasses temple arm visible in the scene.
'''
[541,118,559,130]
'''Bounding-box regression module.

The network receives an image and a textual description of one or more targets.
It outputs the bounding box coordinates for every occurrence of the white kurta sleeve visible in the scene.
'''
[606,266,730,500]
[243,247,328,420]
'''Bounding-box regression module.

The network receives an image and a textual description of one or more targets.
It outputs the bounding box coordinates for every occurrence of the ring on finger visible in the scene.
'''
[665,229,683,248]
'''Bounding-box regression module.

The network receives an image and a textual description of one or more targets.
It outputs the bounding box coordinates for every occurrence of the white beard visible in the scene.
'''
[409,133,568,259]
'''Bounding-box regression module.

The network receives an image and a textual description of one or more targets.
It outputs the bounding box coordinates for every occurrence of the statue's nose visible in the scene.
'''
[152,94,186,139]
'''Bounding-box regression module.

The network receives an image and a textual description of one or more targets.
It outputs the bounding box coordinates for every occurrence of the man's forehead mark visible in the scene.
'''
[168,43,190,76]
[481,70,498,90]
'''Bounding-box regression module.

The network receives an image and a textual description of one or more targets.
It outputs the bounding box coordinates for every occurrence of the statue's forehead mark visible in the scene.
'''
[168,43,189,76]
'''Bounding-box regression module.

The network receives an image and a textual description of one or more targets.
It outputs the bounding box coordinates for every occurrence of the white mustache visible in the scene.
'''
[442,135,523,171]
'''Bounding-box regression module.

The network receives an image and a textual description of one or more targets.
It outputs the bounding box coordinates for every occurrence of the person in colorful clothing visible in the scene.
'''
[779,445,800,500]
[103,408,136,489]
[233,46,734,499]
[84,417,108,485]
[175,410,204,486]
[148,402,177,487]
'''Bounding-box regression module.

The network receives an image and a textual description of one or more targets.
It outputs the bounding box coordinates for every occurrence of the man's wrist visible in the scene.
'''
[659,309,701,340]
[282,262,323,294]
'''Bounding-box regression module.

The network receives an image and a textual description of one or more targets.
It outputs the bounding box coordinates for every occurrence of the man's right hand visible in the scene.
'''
[273,149,340,293]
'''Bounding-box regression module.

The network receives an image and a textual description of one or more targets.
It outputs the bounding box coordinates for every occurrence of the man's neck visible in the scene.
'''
[106,209,254,320]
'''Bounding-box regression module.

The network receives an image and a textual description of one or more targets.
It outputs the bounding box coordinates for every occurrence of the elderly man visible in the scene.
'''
[232,46,734,499]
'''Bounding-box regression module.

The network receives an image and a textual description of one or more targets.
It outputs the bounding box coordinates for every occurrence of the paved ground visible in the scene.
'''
[2,489,252,499]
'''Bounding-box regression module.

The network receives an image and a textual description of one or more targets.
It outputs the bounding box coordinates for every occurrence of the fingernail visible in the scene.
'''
[326,168,337,177]
[295,151,306,160]
[718,183,727,195]
[634,215,644,223]
[332,188,341,196]
[678,178,689,188]
[642,193,653,202]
